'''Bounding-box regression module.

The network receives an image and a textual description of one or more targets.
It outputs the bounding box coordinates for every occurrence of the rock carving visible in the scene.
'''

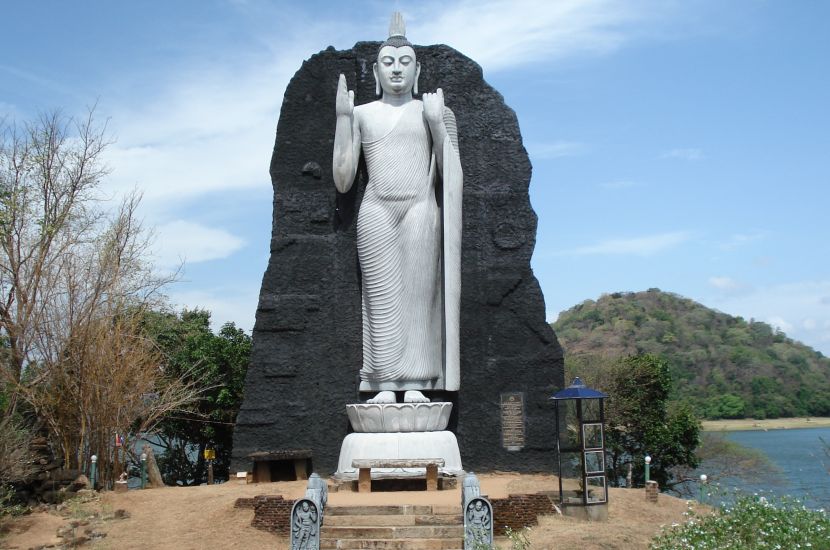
[462,472,493,549]
[332,12,462,402]
[464,498,493,548]
[291,499,320,550]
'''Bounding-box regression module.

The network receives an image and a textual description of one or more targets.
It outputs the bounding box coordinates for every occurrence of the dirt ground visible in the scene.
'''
[702,416,830,432]
[0,473,696,550]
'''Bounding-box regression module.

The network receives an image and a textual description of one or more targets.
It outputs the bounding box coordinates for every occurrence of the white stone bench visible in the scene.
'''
[351,458,446,492]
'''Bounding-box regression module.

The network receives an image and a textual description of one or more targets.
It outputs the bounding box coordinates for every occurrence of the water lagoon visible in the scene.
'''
[701,427,830,510]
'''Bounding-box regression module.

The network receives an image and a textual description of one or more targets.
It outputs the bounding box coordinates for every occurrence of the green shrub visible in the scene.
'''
[651,495,830,549]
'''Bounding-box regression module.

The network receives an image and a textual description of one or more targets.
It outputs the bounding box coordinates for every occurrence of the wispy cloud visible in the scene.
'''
[719,232,766,251]
[0,63,84,100]
[526,140,587,159]
[707,275,752,296]
[661,148,705,161]
[96,7,359,209]
[563,231,690,257]
[413,0,669,71]
[94,1,680,206]
[709,276,741,291]
[0,101,23,120]
[153,220,245,268]
[102,53,304,205]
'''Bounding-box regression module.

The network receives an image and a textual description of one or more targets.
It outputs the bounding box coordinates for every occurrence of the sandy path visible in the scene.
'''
[0,512,64,549]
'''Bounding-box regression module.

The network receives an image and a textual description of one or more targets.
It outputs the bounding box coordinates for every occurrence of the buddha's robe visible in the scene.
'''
[357,100,462,391]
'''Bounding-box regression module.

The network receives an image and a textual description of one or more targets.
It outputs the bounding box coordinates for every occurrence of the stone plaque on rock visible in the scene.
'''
[500,392,526,451]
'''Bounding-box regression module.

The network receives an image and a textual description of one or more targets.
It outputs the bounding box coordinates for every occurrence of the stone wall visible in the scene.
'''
[248,495,295,535]
[231,41,564,475]
[491,493,558,536]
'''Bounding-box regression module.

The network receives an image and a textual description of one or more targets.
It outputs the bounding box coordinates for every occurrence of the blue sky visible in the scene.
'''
[2,1,829,354]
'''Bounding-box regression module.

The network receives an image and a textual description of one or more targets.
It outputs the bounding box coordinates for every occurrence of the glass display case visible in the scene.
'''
[551,378,608,508]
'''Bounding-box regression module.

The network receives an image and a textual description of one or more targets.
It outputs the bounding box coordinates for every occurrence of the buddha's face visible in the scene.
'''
[374,45,420,96]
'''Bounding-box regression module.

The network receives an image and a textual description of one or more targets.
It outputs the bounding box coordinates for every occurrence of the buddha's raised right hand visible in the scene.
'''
[336,74,355,117]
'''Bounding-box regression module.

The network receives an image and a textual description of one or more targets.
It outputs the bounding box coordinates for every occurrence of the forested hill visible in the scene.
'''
[552,289,830,419]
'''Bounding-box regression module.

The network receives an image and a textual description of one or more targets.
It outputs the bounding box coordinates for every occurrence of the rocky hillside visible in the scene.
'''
[552,289,830,419]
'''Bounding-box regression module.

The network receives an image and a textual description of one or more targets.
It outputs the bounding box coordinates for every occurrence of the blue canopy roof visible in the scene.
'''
[550,377,608,400]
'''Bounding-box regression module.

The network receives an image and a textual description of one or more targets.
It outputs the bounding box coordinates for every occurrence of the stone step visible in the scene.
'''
[327,505,458,516]
[325,514,463,526]
[320,525,464,540]
[320,539,463,550]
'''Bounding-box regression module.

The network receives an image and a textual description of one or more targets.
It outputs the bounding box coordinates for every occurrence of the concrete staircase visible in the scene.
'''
[321,504,464,549]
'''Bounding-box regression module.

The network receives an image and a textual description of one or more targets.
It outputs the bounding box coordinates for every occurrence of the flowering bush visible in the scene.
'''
[651,495,829,549]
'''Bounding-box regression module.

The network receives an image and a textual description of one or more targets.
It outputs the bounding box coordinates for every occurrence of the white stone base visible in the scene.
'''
[335,431,463,478]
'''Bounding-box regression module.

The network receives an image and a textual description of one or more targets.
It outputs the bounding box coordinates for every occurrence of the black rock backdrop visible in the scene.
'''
[231,42,564,475]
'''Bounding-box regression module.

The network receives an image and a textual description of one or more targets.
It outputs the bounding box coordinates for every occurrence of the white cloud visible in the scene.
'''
[708,276,742,291]
[526,140,587,159]
[767,316,793,334]
[169,287,258,334]
[412,0,665,71]
[153,220,245,268]
[563,231,690,257]
[661,148,704,161]
[102,61,291,204]
[706,280,830,355]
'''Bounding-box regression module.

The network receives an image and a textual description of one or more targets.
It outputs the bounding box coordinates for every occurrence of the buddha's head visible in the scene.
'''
[374,12,420,97]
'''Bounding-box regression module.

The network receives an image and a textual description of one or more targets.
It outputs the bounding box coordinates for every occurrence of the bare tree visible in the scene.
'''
[0,110,199,487]
[0,109,108,410]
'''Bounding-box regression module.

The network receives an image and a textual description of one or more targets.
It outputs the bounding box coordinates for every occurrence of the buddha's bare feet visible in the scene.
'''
[367,391,396,404]
[404,390,430,403]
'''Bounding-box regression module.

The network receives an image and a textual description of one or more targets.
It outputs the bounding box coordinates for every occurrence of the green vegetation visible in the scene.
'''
[553,289,830,419]
[651,495,830,549]
[568,354,701,489]
[144,309,251,485]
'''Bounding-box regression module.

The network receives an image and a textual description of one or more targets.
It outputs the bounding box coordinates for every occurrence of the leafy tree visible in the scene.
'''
[703,394,746,419]
[604,354,700,489]
[144,310,251,485]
